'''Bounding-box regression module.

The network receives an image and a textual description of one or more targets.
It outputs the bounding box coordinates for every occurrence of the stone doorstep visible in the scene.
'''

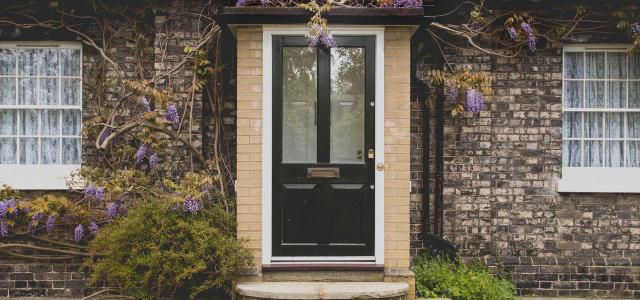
[235,282,409,299]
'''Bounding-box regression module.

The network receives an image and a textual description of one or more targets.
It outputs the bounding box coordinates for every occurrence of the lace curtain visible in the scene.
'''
[0,47,82,165]
[563,50,640,167]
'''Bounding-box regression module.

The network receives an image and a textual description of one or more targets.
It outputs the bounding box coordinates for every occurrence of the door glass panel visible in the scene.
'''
[330,47,365,163]
[282,47,317,163]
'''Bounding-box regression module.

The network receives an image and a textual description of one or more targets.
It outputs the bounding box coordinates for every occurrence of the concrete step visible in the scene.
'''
[235,282,408,300]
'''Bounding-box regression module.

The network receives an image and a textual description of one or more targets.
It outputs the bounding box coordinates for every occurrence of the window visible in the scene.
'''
[559,44,640,193]
[0,43,82,189]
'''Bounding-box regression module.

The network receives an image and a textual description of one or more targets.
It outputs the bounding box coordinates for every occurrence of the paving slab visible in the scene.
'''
[236,282,408,299]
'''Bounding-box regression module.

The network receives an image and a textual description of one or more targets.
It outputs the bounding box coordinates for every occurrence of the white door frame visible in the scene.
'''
[261,25,385,265]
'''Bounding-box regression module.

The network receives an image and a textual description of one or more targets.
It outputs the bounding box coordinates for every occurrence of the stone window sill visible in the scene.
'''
[557,167,640,193]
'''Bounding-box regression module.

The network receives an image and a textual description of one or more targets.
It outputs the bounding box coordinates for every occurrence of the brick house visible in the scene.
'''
[1,0,640,298]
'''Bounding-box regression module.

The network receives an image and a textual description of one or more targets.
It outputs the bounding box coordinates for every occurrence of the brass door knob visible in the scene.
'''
[376,163,384,171]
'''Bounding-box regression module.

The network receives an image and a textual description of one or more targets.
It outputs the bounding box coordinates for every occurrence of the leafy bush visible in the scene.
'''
[413,255,516,300]
[85,195,252,300]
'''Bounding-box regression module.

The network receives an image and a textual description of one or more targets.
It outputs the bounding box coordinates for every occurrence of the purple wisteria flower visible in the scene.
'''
[448,84,459,104]
[136,144,149,164]
[520,22,533,35]
[85,184,105,201]
[74,224,84,243]
[98,127,112,145]
[149,153,159,169]
[630,22,640,35]
[140,96,151,112]
[27,213,43,235]
[466,88,485,113]
[165,104,179,123]
[0,199,16,218]
[527,35,537,51]
[307,24,336,49]
[393,0,421,8]
[235,0,247,6]
[89,221,100,235]
[45,215,56,233]
[182,198,201,214]
[260,0,270,5]
[0,219,8,237]
[506,27,517,40]
[106,202,118,221]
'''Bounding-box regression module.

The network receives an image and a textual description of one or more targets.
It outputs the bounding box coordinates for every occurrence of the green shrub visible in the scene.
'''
[413,255,516,300]
[85,196,252,300]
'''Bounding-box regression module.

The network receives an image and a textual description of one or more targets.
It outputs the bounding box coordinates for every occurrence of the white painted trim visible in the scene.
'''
[557,167,640,193]
[0,165,80,190]
[261,26,385,265]
[271,256,376,262]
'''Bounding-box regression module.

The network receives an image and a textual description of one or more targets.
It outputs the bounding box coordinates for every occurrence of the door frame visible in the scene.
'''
[262,26,385,265]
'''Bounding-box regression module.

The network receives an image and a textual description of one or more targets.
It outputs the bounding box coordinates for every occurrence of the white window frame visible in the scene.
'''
[558,44,640,193]
[0,41,82,190]
[262,26,385,264]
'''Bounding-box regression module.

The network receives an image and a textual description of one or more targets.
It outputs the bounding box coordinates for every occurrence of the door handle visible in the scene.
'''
[368,149,375,159]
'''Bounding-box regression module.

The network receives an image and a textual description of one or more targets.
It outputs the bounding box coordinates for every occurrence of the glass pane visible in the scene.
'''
[62,78,81,106]
[18,49,38,76]
[0,78,16,105]
[605,112,623,138]
[585,112,602,138]
[585,52,604,79]
[630,82,640,108]
[605,141,623,167]
[628,113,640,139]
[18,78,37,105]
[562,140,581,167]
[41,137,59,164]
[562,112,582,138]
[628,141,640,167]
[0,49,16,75]
[564,52,583,79]
[330,47,365,163]
[282,47,317,163]
[607,52,627,79]
[631,53,640,79]
[62,110,81,135]
[18,109,38,135]
[61,49,81,76]
[584,140,602,167]
[0,110,16,135]
[39,48,58,76]
[62,138,81,164]
[564,81,583,108]
[19,137,38,164]
[585,81,604,108]
[40,78,59,106]
[42,109,59,135]
[0,138,16,163]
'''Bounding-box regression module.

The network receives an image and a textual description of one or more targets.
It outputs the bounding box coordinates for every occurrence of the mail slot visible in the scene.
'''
[307,167,340,178]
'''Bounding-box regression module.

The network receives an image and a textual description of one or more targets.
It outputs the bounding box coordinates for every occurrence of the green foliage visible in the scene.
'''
[413,255,516,300]
[85,196,252,300]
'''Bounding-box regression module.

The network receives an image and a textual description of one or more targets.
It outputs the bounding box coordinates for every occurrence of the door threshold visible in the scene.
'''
[262,263,384,271]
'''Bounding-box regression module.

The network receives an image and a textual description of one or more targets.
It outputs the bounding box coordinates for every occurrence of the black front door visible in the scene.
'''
[272,36,376,257]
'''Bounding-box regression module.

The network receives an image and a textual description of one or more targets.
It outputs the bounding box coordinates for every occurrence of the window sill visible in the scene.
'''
[557,167,640,193]
[0,165,80,190]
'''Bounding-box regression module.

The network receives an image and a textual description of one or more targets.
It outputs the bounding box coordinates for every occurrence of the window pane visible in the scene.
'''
[562,140,581,167]
[564,52,583,79]
[606,81,625,108]
[605,112,623,138]
[585,52,604,79]
[0,110,16,135]
[586,81,604,108]
[39,48,58,76]
[0,78,16,105]
[630,82,640,108]
[42,109,59,135]
[605,141,623,167]
[19,137,38,164]
[631,53,640,79]
[61,49,81,76]
[62,78,81,106]
[628,141,640,167]
[19,49,38,76]
[62,110,81,135]
[62,138,81,164]
[584,140,602,167]
[564,81,583,108]
[628,113,640,138]
[41,137,60,164]
[18,78,37,105]
[607,52,627,79]
[18,109,38,135]
[585,112,602,138]
[0,138,16,163]
[330,47,365,163]
[282,47,317,163]
[562,112,582,138]
[0,49,16,75]
[40,78,59,106]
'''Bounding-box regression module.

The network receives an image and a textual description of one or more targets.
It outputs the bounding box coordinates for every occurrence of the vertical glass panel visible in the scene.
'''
[585,52,605,79]
[630,82,640,108]
[40,78,59,106]
[631,53,640,79]
[605,141,623,167]
[62,78,81,106]
[282,47,317,163]
[607,52,627,79]
[330,47,365,163]
[18,49,38,76]
[585,81,604,108]
[562,112,582,138]
[0,78,16,105]
[0,138,16,163]
[628,113,640,138]
[584,112,602,138]
[61,49,81,76]
[42,109,59,135]
[564,81,583,108]
[605,112,623,138]
[564,52,583,79]
[19,137,38,164]
[18,78,37,105]
[584,140,602,167]
[39,48,58,76]
[628,141,640,167]
[62,138,81,164]
[562,140,581,167]
[62,110,81,135]
[41,137,59,164]
[18,109,38,135]
[0,49,16,75]
[0,110,16,135]
[607,81,626,108]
